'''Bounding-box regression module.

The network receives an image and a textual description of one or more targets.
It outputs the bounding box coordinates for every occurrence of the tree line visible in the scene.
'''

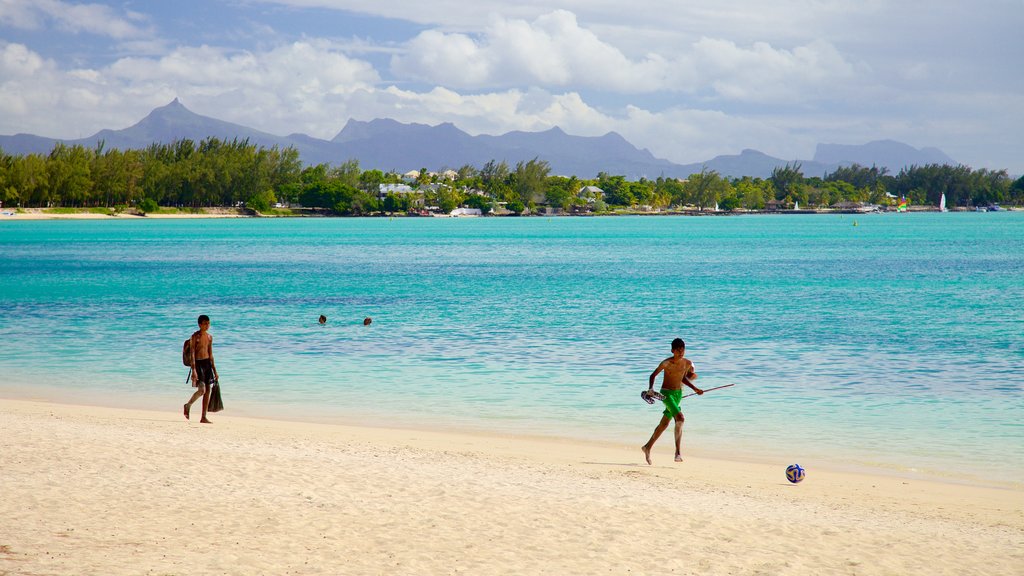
[1,139,1021,213]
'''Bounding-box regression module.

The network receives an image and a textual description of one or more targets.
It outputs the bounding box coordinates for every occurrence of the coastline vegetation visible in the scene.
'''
[1,138,1021,215]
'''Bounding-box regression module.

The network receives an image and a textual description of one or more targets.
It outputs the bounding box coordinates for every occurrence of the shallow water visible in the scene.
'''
[1,213,1021,485]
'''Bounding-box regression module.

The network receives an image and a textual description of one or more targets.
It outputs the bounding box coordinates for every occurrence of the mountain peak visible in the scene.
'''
[0,103,964,179]
[152,97,188,113]
[138,98,201,127]
[814,140,954,168]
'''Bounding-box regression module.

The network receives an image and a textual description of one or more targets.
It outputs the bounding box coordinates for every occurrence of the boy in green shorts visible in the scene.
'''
[642,338,702,464]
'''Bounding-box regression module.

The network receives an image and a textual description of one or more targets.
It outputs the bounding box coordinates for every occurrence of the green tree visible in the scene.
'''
[1010,175,1024,205]
[544,175,577,210]
[382,193,411,214]
[359,169,386,193]
[331,159,361,189]
[268,146,302,201]
[47,143,93,207]
[512,157,551,205]
[139,197,159,214]
[655,177,686,207]
[345,190,379,215]
[597,172,632,206]
[770,162,804,201]
[480,159,511,199]
[248,189,277,212]
[436,186,464,213]
[719,195,742,211]
[682,167,731,210]
[463,194,492,213]
[629,178,656,207]
[825,164,888,189]
[456,164,480,187]
[734,177,765,209]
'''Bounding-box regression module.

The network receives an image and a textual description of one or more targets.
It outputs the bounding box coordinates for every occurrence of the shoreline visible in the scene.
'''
[4,206,1019,220]
[4,384,1019,492]
[0,207,253,220]
[2,397,1021,575]
[3,392,1021,491]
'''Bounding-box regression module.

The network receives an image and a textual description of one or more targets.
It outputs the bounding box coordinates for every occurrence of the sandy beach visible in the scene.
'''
[1,399,1020,575]
[0,208,251,220]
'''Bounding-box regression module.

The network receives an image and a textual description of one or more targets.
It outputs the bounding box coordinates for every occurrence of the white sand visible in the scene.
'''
[1,399,1021,575]
[0,208,250,220]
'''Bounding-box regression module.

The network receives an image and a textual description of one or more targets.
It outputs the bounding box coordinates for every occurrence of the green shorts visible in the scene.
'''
[661,389,683,418]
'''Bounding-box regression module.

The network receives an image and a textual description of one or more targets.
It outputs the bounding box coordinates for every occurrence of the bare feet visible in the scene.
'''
[641,445,652,465]
[200,418,212,424]
[183,403,190,420]
[674,454,683,462]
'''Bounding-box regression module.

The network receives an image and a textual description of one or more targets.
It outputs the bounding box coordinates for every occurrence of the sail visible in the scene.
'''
[939,193,947,212]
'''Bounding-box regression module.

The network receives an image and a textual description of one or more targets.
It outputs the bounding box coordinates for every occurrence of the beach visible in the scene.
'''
[0,208,252,220]
[1,398,1021,576]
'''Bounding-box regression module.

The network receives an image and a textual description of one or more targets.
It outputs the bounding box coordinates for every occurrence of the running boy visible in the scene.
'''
[641,338,702,464]
[184,314,218,424]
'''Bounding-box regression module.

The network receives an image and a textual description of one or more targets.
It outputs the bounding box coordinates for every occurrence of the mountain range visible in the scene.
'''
[0,99,956,179]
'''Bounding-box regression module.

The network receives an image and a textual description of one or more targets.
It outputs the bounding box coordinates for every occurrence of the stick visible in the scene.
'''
[682,383,735,399]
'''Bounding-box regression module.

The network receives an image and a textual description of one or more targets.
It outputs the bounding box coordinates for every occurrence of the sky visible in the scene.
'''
[1,0,1022,173]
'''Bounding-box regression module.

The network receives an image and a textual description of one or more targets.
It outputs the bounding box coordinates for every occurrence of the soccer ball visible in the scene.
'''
[786,464,805,484]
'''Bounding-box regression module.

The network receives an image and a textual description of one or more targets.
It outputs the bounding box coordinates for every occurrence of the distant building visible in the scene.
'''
[379,183,414,194]
[831,201,879,213]
[450,207,483,216]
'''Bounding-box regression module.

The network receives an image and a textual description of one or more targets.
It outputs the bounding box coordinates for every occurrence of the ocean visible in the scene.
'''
[1,213,1021,486]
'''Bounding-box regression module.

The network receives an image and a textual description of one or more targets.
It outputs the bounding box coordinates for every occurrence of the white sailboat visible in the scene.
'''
[794,201,799,210]
[939,193,947,212]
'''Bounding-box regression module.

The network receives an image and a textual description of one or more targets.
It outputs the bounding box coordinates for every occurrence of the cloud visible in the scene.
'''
[106,41,382,137]
[1,2,1021,173]
[690,37,864,102]
[0,42,62,120]
[615,106,800,165]
[391,10,671,92]
[0,41,48,76]
[390,10,864,104]
[0,37,760,163]
[345,86,612,139]
[0,0,148,39]
[0,40,382,139]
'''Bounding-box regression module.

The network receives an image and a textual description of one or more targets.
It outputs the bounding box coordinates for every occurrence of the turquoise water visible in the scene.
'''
[1,214,1022,485]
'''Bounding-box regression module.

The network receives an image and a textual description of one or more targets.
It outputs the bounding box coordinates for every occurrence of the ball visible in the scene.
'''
[786,464,805,484]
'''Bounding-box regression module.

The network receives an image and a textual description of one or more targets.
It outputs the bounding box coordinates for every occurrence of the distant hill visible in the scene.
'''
[0,100,958,179]
[90,98,287,151]
[814,140,955,170]
[330,119,681,177]
[674,149,840,180]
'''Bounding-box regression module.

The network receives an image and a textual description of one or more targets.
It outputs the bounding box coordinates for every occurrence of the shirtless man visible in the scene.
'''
[641,338,702,464]
[184,314,218,424]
